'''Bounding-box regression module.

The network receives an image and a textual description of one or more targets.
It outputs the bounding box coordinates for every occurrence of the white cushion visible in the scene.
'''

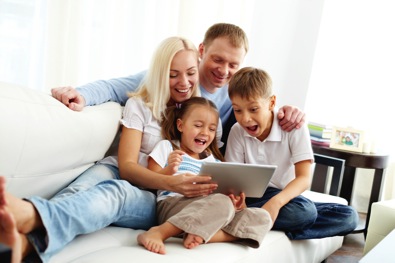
[0,82,122,198]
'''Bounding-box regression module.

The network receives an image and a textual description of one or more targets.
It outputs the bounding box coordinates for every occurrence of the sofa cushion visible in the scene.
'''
[0,82,122,198]
[49,226,343,263]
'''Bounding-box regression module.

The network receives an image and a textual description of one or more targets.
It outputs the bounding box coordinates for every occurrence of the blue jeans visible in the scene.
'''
[246,187,358,240]
[26,164,156,262]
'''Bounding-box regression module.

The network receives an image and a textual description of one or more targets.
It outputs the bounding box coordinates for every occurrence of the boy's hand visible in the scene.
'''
[262,198,282,223]
[277,105,305,132]
[228,192,246,210]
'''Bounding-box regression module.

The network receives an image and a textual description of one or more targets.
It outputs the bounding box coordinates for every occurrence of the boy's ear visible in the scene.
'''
[269,95,276,110]
[176,118,183,132]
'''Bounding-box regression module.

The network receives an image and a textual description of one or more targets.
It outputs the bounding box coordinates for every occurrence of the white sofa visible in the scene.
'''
[363,199,395,255]
[0,83,346,263]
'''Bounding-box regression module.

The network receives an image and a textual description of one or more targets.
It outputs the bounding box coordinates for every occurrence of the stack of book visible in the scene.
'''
[308,122,332,147]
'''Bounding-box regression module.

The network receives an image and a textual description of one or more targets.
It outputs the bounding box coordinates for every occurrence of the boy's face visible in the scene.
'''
[231,95,276,141]
[198,37,246,93]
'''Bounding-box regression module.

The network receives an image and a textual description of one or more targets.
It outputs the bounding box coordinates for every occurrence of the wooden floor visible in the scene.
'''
[326,233,365,263]
[326,213,366,263]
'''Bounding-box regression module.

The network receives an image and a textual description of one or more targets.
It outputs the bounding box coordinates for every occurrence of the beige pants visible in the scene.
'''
[157,193,272,248]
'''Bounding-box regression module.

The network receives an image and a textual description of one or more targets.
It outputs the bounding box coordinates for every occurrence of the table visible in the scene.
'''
[312,145,390,237]
[360,229,395,263]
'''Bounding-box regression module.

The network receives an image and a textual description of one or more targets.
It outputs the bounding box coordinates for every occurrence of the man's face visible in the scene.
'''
[198,37,246,93]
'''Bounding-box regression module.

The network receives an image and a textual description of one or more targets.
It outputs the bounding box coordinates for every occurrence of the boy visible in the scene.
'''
[225,67,358,240]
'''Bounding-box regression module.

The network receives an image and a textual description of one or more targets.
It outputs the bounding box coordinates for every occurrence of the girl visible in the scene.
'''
[137,97,272,254]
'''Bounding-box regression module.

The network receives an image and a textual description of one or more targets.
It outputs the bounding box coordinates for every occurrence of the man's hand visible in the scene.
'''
[277,105,306,132]
[51,86,86,111]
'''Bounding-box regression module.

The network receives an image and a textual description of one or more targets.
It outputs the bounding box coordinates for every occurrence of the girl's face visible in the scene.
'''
[169,50,199,103]
[231,95,276,142]
[177,105,218,158]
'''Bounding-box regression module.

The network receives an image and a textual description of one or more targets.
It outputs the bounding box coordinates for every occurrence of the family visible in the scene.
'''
[0,23,358,263]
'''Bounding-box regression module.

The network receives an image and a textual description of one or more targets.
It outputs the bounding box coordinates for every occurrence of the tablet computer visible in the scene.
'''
[199,162,277,198]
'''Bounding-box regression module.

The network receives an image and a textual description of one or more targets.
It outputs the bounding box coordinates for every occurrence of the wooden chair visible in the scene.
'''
[311,153,345,196]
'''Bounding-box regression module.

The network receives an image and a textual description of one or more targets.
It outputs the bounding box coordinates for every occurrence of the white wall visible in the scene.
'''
[246,0,325,109]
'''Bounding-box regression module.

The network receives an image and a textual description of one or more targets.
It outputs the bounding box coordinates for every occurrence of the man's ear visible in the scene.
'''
[176,118,183,132]
[198,43,205,59]
[269,95,276,110]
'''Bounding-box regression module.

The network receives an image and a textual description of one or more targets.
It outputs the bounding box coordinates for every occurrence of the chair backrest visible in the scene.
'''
[311,153,345,196]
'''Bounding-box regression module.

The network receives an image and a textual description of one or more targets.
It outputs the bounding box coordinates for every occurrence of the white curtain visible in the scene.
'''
[0,0,321,104]
[305,0,395,204]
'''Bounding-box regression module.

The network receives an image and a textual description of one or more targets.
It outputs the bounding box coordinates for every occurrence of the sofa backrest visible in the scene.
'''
[0,82,122,198]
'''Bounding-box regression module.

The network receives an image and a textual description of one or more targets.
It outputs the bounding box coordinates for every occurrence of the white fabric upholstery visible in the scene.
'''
[0,82,344,262]
[364,199,395,255]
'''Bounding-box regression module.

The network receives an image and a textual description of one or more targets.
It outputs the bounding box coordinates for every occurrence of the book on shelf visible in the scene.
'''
[308,121,332,130]
[308,121,332,139]
[311,140,330,147]
[309,128,332,139]
[310,135,331,147]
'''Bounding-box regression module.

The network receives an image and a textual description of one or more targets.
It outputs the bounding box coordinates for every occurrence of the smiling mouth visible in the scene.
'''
[195,138,207,145]
[176,87,191,93]
[212,72,228,81]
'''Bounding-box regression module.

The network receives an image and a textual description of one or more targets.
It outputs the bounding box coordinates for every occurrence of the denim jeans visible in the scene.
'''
[246,187,359,240]
[26,164,156,262]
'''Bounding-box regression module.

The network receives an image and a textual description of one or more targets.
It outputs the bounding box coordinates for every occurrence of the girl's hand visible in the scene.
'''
[167,173,218,197]
[228,192,246,210]
[162,150,184,175]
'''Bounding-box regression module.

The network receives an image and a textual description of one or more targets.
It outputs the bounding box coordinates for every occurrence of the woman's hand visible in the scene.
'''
[228,192,246,210]
[166,173,218,198]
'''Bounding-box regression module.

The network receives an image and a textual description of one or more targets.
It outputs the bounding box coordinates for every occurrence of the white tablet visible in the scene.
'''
[199,162,277,198]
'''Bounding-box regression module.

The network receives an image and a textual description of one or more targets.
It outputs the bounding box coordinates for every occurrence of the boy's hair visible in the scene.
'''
[228,67,272,100]
[161,97,224,161]
[129,37,200,121]
[203,23,249,54]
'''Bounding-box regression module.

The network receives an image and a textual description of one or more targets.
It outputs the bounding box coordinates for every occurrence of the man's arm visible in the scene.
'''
[51,71,146,111]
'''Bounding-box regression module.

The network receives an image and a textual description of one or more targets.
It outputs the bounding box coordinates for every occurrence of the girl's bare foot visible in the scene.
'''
[137,226,167,254]
[183,233,204,249]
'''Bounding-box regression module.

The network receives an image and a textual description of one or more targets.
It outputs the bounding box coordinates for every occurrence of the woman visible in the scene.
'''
[0,36,217,263]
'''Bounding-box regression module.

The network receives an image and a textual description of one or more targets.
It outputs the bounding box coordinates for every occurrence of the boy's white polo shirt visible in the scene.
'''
[225,112,313,190]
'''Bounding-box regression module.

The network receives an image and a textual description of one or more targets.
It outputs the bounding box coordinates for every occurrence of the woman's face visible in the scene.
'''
[169,50,199,103]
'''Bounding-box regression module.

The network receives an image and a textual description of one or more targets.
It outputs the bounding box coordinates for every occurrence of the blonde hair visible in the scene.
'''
[228,67,272,100]
[203,23,249,54]
[129,37,200,121]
